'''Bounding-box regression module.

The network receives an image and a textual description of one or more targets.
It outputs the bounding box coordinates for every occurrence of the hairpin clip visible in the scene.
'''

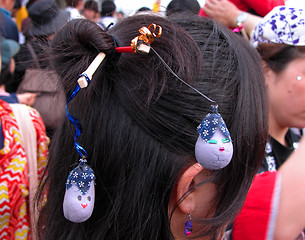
[115,23,162,54]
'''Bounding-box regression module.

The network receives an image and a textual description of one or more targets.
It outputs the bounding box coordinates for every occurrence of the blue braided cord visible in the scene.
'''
[66,73,91,158]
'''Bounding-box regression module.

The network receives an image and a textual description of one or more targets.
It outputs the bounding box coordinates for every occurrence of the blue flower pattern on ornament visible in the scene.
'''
[66,163,95,195]
[197,105,231,143]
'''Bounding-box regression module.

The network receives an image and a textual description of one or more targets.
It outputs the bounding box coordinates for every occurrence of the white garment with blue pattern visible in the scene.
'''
[252,6,305,47]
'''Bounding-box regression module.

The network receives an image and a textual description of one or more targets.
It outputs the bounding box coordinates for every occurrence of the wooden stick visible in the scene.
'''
[78,52,106,88]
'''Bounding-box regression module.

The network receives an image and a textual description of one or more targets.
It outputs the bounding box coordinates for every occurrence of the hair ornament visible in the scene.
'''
[62,52,104,223]
[62,24,162,223]
[197,105,231,143]
[115,23,162,54]
[77,52,106,88]
[195,105,233,170]
[150,47,233,170]
[63,157,96,223]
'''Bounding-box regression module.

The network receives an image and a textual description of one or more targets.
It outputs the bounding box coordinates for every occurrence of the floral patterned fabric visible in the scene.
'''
[251,6,305,47]
[0,100,48,239]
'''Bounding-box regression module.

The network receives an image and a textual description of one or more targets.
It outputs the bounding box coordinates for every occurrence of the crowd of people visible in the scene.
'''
[0,0,305,239]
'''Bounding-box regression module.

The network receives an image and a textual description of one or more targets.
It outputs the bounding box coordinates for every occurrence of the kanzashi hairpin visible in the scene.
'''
[63,55,100,222]
[63,23,162,223]
[77,53,106,88]
[151,48,234,170]
[78,24,162,90]
[115,23,162,54]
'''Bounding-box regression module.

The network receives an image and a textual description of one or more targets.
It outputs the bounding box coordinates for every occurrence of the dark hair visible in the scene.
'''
[37,14,268,239]
[101,0,116,17]
[26,0,37,9]
[14,0,22,9]
[84,0,98,12]
[65,0,82,8]
[169,13,268,238]
[257,43,305,73]
[136,7,151,13]
[0,65,14,87]
[166,0,200,16]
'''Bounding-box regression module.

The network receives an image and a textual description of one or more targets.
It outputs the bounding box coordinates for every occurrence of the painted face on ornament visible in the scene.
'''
[195,106,233,170]
[63,183,95,222]
[63,163,95,223]
[195,127,233,169]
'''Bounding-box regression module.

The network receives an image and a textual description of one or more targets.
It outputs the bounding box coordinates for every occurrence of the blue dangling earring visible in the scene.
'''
[184,214,193,237]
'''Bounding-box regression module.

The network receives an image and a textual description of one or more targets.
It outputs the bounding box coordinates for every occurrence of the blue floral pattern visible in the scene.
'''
[197,105,232,143]
[251,6,305,47]
[66,163,95,195]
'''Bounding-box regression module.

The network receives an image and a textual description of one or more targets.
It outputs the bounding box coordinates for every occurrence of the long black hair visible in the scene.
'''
[37,14,268,239]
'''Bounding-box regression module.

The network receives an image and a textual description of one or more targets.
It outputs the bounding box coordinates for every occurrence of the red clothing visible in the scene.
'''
[232,171,304,240]
[199,0,285,17]
[232,171,280,239]
[0,100,48,239]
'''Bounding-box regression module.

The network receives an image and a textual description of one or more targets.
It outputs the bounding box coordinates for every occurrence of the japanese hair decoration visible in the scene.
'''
[195,105,233,170]
[151,47,234,170]
[63,24,162,223]
[63,54,104,223]
[63,22,233,223]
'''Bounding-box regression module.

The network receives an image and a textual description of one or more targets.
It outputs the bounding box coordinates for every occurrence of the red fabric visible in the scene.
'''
[0,100,48,239]
[199,0,285,17]
[232,171,278,240]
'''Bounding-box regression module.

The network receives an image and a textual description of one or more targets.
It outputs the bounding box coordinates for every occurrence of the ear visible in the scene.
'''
[176,163,203,214]
[262,60,276,87]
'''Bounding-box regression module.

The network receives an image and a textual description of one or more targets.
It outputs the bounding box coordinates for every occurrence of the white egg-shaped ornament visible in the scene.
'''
[63,162,95,223]
[195,105,233,170]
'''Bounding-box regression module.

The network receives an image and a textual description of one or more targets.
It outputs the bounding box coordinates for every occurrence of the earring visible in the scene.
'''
[297,76,302,81]
[184,214,193,236]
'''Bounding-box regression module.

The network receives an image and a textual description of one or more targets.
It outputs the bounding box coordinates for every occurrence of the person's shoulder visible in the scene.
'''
[0,10,16,25]
[0,12,19,41]
[0,99,11,110]
[0,94,18,104]
[27,105,42,120]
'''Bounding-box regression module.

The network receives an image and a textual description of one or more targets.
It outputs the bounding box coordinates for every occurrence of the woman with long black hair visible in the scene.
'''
[37,14,267,239]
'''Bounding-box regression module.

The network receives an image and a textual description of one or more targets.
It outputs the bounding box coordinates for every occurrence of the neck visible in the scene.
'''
[268,114,289,146]
[0,85,10,96]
